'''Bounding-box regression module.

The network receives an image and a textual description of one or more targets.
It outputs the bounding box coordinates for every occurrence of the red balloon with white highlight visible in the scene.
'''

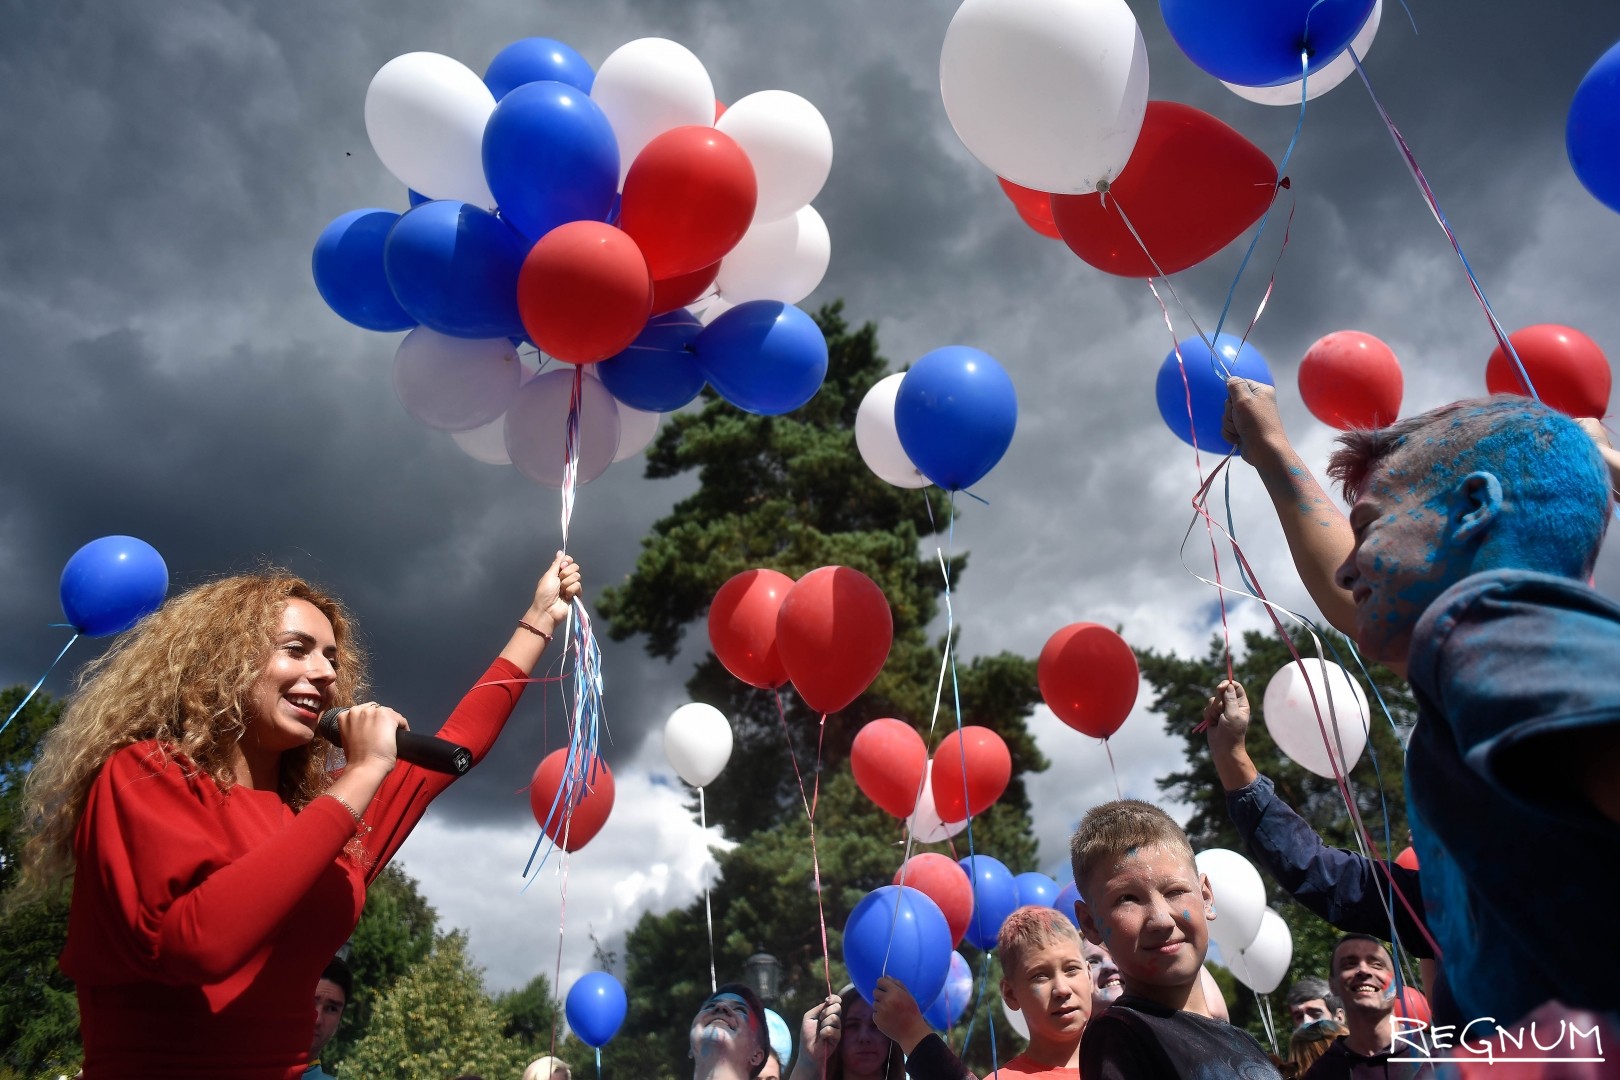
[1485,324,1611,418]
[1299,331,1403,430]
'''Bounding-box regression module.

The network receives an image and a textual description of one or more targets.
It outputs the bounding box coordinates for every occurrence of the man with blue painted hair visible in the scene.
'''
[1324,394,1620,1023]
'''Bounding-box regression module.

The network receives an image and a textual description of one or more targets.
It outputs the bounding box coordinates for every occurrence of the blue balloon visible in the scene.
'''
[1054,882,1082,929]
[922,951,973,1031]
[482,81,619,243]
[894,346,1017,491]
[311,209,416,332]
[596,311,706,412]
[1568,39,1620,215]
[1154,333,1273,454]
[407,189,429,207]
[565,971,627,1048]
[958,855,1020,951]
[1014,872,1060,909]
[1160,0,1376,87]
[695,301,828,415]
[484,37,595,99]
[60,536,168,637]
[383,201,527,339]
[843,885,952,1008]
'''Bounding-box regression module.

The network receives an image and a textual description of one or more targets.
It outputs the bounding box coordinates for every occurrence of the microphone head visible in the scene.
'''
[316,707,346,743]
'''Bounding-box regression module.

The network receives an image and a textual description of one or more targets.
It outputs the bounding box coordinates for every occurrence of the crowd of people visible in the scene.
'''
[14,383,1620,1078]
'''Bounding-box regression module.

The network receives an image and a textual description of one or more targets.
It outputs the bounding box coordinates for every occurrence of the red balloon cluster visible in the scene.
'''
[929,726,1011,822]
[851,718,928,818]
[708,565,894,714]
[1484,324,1611,419]
[1299,331,1404,430]
[529,748,616,852]
[895,852,974,946]
[1050,101,1277,279]
[1038,623,1139,739]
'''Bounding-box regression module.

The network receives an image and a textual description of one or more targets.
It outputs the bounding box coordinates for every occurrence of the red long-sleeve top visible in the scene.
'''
[60,657,530,1079]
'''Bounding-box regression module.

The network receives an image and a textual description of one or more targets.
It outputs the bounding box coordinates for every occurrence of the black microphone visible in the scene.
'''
[317,708,474,776]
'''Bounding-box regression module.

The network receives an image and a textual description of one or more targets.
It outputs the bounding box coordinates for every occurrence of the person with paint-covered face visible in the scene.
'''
[691,984,773,1080]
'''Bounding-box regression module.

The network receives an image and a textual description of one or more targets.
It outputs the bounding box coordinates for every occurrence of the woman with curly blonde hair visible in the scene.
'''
[23,551,581,1079]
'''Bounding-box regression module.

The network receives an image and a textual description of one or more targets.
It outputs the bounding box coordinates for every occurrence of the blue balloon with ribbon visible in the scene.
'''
[484,37,595,99]
[1014,871,1060,909]
[482,80,620,243]
[1160,0,1376,87]
[922,950,973,1031]
[958,855,1020,951]
[383,201,527,340]
[60,536,169,638]
[843,885,952,1008]
[596,311,706,412]
[311,209,417,332]
[695,301,828,415]
[1053,881,1082,929]
[565,971,628,1047]
[894,346,1017,491]
[1568,39,1620,216]
[1154,332,1273,454]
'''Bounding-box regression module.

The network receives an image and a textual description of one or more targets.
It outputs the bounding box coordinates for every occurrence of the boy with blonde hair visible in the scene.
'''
[1071,800,1280,1080]
[872,904,1090,1078]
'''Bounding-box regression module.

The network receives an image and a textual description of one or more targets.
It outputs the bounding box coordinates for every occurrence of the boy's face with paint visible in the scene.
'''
[690,992,764,1073]
[1074,843,1213,1007]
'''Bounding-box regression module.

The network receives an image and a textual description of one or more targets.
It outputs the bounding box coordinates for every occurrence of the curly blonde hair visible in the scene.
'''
[21,571,369,887]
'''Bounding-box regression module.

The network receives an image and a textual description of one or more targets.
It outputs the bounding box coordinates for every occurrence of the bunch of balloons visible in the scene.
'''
[1196,848,1291,994]
[313,35,837,487]
[854,347,1019,493]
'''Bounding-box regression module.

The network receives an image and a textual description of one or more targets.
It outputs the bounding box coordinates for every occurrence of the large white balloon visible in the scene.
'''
[908,761,968,843]
[1223,0,1382,106]
[451,415,512,465]
[365,52,497,207]
[503,369,621,488]
[614,403,662,462]
[664,703,734,787]
[393,329,522,432]
[1196,848,1267,958]
[590,38,716,184]
[715,204,830,305]
[856,373,930,488]
[939,0,1150,194]
[1001,997,1030,1041]
[715,90,834,222]
[1262,659,1369,779]
[1222,909,1293,994]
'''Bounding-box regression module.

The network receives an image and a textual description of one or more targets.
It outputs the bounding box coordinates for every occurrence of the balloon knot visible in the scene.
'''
[1278,176,1292,190]
[1095,179,1111,194]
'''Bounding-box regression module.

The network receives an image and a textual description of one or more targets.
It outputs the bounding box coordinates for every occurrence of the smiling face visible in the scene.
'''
[690,992,764,1073]
[1003,937,1091,1049]
[1081,938,1123,1009]
[1077,843,1212,1006]
[245,598,339,757]
[1329,939,1394,1023]
[838,996,892,1080]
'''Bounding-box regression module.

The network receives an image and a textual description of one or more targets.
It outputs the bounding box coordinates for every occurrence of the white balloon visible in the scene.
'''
[591,38,716,184]
[715,204,830,305]
[939,0,1150,194]
[451,415,512,465]
[1196,848,1267,958]
[614,403,662,462]
[1262,659,1369,780]
[664,702,735,787]
[1222,909,1293,994]
[503,369,621,488]
[1001,996,1030,1041]
[694,294,734,326]
[392,328,522,432]
[856,373,930,489]
[365,52,497,207]
[715,90,834,222]
[1223,0,1382,106]
[908,761,969,843]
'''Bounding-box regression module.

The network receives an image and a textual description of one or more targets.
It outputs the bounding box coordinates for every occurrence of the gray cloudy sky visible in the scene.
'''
[4,1,1618,993]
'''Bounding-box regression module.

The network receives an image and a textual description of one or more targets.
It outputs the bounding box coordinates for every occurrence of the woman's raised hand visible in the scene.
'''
[530,551,582,629]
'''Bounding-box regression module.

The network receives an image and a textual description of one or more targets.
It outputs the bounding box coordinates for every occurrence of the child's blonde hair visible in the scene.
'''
[1069,799,1195,897]
[996,904,1082,978]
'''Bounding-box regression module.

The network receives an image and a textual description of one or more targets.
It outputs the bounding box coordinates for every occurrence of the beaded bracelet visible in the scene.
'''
[517,619,554,644]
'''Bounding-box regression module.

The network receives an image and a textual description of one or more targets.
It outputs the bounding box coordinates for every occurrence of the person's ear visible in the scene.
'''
[1074,899,1103,946]
[1200,872,1216,919]
[1450,471,1503,544]
[1000,976,1020,1013]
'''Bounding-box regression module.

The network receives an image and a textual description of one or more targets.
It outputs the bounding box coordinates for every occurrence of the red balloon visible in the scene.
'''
[1485,324,1611,418]
[851,717,928,818]
[518,221,652,364]
[1394,845,1419,871]
[1038,623,1139,739]
[708,569,795,689]
[651,260,720,316]
[1050,101,1277,278]
[618,126,758,279]
[1393,987,1431,1025]
[895,853,974,947]
[929,726,1012,822]
[529,748,616,852]
[775,566,893,715]
[997,177,1062,240]
[1299,331,1404,430]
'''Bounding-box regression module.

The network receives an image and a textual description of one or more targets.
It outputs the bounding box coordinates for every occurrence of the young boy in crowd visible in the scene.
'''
[1071,800,1282,1080]
[871,905,1091,1079]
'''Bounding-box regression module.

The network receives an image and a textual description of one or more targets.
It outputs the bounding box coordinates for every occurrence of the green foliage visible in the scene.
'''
[1,688,64,893]
[1138,627,1415,1040]
[494,972,564,1051]
[598,305,1046,1078]
[328,861,439,1063]
[341,930,534,1080]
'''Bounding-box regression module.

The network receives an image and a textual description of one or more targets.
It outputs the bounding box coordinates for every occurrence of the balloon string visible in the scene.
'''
[1106,192,1216,357]
[595,1045,602,1080]
[773,689,833,995]
[1254,989,1277,1054]
[1103,739,1123,801]
[0,631,79,737]
[549,845,572,1063]
[701,785,717,993]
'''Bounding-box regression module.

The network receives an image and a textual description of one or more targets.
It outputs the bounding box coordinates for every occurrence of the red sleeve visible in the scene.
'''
[70,743,357,986]
[362,657,529,880]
